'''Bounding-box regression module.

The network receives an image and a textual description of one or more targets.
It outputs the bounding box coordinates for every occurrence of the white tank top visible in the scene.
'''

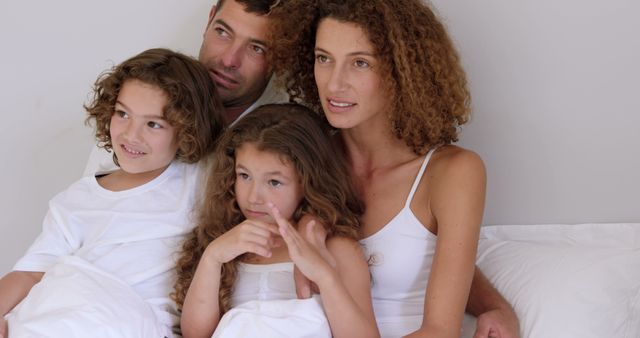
[231,262,297,307]
[360,149,438,338]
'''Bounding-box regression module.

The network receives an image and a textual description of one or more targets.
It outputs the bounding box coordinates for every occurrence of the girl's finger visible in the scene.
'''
[244,219,280,235]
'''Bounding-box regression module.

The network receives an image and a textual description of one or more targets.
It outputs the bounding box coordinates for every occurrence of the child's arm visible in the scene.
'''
[0,271,44,322]
[180,219,280,338]
[270,205,379,338]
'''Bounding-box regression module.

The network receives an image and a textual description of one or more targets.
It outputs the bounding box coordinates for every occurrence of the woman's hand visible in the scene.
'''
[268,203,336,285]
[205,218,281,264]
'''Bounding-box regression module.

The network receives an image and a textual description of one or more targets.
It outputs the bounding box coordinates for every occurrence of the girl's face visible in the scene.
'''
[314,18,389,130]
[234,142,304,224]
[110,79,178,176]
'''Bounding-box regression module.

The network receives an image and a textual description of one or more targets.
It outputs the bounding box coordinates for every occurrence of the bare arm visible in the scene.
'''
[0,271,44,331]
[467,268,520,338]
[408,150,485,338]
[180,220,280,338]
[271,207,379,338]
[321,237,379,338]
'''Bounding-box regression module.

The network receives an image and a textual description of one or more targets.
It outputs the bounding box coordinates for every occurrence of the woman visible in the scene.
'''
[270,1,518,337]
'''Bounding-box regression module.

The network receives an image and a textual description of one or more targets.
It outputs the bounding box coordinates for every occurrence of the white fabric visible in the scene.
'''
[212,262,331,338]
[13,160,200,335]
[82,76,288,176]
[476,223,640,338]
[213,296,331,338]
[7,255,170,338]
[231,262,297,306]
[359,149,437,338]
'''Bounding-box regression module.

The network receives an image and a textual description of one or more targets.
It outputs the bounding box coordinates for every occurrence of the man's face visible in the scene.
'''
[199,0,272,111]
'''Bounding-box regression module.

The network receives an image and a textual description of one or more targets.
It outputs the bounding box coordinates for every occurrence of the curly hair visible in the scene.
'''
[173,103,363,313]
[84,48,225,165]
[269,0,471,155]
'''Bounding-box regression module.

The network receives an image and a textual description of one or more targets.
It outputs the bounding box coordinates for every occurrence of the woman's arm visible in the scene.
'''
[410,149,485,338]
[181,220,280,338]
[270,206,379,338]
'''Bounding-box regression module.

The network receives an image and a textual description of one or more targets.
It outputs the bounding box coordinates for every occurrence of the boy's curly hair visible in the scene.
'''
[84,48,225,165]
[269,0,471,155]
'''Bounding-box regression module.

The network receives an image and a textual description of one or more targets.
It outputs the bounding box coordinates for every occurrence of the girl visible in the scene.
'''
[270,1,520,337]
[0,48,224,338]
[173,103,379,338]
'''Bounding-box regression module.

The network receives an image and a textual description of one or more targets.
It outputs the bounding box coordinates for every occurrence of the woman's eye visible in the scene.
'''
[115,110,128,119]
[315,54,329,64]
[268,180,282,188]
[147,121,163,129]
[237,172,250,180]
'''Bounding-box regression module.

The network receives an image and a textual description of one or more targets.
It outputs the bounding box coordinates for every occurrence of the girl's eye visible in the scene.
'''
[115,110,129,119]
[354,59,370,68]
[237,172,250,180]
[315,54,329,64]
[147,121,163,129]
[268,179,282,188]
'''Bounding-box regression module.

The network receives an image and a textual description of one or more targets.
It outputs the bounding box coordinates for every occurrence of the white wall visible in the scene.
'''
[0,0,214,274]
[431,0,640,225]
[1,0,639,274]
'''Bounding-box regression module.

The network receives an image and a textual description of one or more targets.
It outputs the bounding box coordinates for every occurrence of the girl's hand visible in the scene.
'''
[0,317,7,338]
[268,203,336,285]
[205,218,281,264]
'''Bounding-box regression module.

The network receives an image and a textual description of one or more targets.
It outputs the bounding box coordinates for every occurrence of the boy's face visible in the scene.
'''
[199,0,272,112]
[110,79,178,176]
[234,142,304,224]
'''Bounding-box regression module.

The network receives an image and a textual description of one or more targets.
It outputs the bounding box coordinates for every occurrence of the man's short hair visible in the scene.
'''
[216,0,277,15]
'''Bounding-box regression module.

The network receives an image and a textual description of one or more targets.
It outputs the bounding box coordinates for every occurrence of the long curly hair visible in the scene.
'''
[84,48,225,165]
[173,103,363,313]
[269,0,471,155]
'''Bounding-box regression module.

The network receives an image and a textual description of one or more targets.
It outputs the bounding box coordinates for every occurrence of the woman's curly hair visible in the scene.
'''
[84,48,225,165]
[173,103,363,314]
[269,0,471,155]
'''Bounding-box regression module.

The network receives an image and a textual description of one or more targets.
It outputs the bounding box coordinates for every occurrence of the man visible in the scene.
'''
[83,1,520,337]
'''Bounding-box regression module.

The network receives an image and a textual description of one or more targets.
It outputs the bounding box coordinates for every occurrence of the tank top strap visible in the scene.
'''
[404,147,438,207]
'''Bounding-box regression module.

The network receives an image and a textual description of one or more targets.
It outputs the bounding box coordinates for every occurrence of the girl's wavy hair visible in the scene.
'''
[84,48,225,165]
[173,103,363,313]
[269,0,471,155]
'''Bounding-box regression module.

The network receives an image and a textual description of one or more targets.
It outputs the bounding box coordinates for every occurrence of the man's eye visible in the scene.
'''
[251,45,266,55]
[215,27,230,38]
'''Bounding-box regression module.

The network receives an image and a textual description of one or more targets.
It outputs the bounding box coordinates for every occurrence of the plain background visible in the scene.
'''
[1,0,638,274]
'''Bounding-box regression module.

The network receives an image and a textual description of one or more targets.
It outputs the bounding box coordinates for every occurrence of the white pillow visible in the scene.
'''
[476,223,640,338]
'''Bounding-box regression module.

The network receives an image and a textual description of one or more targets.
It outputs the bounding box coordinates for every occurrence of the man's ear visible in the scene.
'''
[205,5,218,31]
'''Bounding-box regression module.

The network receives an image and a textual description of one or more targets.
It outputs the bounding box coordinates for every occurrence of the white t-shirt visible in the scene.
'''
[14,160,199,332]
